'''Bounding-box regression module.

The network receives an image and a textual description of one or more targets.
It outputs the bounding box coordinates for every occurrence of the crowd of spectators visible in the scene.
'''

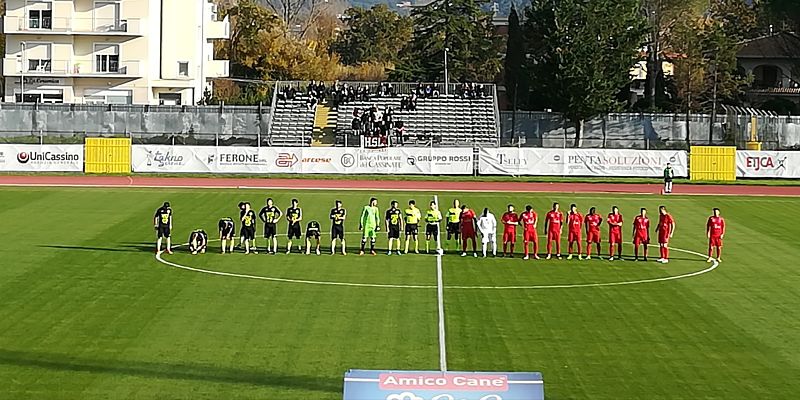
[458,82,486,99]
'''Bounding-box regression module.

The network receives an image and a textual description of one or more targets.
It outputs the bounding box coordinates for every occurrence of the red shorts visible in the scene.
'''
[633,235,650,246]
[709,236,723,247]
[587,230,601,243]
[568,231,581,243]
[523,230,537,243]
[503,229,516,243]
[547,231,561,241]
[658,232,671,244]
[609,230,622,244]
[461,228,476,239]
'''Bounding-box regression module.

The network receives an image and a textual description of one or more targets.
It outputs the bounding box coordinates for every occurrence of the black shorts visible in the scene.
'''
[306,230,321,239]
[242,226,256,240]
[264,223,277,238]
[405,223,419,236]
[388,225,401,239]
[220,227,234,240]
[331,224,344,240]
[446,222,460,234]
[288,223,302,239]
[426,224,439,237]
[664,178,673,183]
[157,225,171,238]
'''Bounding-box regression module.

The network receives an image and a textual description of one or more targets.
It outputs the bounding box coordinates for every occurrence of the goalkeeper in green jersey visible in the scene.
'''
[359,197,381,255]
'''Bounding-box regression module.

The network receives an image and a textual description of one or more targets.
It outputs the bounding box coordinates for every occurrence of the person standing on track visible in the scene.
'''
[218,216,235,254]
[424,201,443,254]
[656,205,675,264]
[259,197,281,255]
[477,207,498,258]
[360,197,381,255]
[285,198,303,254]
[706,207,725,263]
[404,200,422,254]
[607,206,624,260]
[663,163,674,194]
[446,199,462,252]
[153,201,173,254]
[521,205,539,260]
[632,208,650,261]
[241,202,258,254]
[459,204,478,258]
[544,202,563,260]
[566,204,583,260]
[329,200,347,255]
[385,200,403,255]
[584,207,603,260]
[501,204,520,257]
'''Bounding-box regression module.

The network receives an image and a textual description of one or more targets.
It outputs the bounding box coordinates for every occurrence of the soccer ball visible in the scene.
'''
[436,248,444,255]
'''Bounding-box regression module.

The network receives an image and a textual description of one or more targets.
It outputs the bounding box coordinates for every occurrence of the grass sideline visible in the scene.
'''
[2,171,800,186]
[1,186,799,399]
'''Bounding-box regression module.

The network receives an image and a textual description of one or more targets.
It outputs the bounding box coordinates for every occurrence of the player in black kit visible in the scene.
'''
[329,200,347,255]
[259,197,282,254]
[385,200,403,255]
[153,201,173,254]
[241,203,258,254]
[218,216,235,254]
[285,198,303,254]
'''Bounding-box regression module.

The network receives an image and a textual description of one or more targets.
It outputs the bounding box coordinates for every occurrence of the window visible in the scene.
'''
[178,62,189,77]
[29,9,52,29]
[28,59,52,72]
[94,44,120,73]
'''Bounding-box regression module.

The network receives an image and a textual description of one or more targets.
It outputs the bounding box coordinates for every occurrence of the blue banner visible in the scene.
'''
[343,370,544,400]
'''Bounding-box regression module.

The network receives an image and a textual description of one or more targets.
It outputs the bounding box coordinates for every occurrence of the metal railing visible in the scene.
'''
[4,16,142,35]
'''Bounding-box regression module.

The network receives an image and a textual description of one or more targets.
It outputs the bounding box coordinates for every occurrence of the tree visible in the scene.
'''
[330,5,412,66]
[762,0,800,32]
[220,0,282,78]
[504,6,528,110]
[522,0,648,147]
[393,0,503,83]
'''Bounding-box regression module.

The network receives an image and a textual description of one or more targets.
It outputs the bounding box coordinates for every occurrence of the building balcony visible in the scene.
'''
[205,59,229,78]
[206,16,230,40]
[3,16,143,36]
[3,58,142,78]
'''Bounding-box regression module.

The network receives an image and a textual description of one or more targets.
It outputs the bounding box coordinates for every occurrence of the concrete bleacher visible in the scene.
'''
[335,94,498,147]
[268,94,314,146]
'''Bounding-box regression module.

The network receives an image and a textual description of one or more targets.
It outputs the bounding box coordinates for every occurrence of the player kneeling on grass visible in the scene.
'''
[189,229,208,255]
[632,208,650,261]
[154,201,173,254]
[584,207,603,260]
[706,207,725,263]
[218,217,236,254]
[656,205,675,264]
[477,208,497,258]
[360,198,381,256]
[305,220,321,255]
[566,204,583,260]
[425,201,443,254]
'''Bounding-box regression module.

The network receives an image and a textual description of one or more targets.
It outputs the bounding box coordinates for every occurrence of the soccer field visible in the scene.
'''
[1,186,799,399]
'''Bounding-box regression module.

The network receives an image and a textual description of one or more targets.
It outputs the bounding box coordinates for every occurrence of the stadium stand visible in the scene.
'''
[268,92,315,146]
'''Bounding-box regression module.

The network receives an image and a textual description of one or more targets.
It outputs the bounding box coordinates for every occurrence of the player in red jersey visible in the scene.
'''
[566,204,583,260]
[632,208,650,261]
[706,207,725,263]
[656,205,676,264]
[607,206,624,260]
[520,205,539,260]
[459,204,478,257]
[544,202,563,259]
[584,207,603,259]
[501,204,520,257]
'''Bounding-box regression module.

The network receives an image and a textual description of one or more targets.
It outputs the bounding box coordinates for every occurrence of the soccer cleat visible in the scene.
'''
[523,255,529,260]
[609,256,614,261]
[415,250,420,254]
[557,255,562,260]
[586,255,591,260]
[461,252,467,257]
[473,253,478,258]
[578,255,583,260]
[508,254,513,258]
[396,251,402,256]
[634,257,639,261]
[717,258,722,263]
[643,257,648,262]
[534,255,540,260]
[253,250,258,254]
[166,249,173,255]
[662,259,669,264]
[657,258,664,263]
[342,251,347,256]
[546,254,551,260]
[482,254,487,258]
[387,251,392,256]
[567,254,573,260]
[359,250,364,256]
[371,251,377,256]
[286,250,291,254]
[244,251,250,255]
[707,257,713,263]
[316,249,321,255]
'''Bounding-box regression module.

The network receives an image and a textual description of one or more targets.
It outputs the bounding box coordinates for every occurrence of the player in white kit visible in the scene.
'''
[477,208,498,258]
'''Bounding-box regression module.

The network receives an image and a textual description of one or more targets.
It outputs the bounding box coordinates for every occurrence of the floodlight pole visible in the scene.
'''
[444,47,449,96]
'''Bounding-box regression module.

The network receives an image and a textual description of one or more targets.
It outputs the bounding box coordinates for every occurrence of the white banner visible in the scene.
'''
[479,148,688,177]
[0,144,83,172]
[736,151,800,178]
[131,145,474,175]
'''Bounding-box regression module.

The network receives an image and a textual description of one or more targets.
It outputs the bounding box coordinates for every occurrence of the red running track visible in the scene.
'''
[0,175,798,196]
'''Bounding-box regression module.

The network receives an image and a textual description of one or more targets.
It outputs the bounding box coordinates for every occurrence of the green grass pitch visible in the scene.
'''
[1,186,799,399]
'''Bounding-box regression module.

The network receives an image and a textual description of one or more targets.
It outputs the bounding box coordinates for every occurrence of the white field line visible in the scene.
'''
[434,194,448,372]
[156,237,718,290]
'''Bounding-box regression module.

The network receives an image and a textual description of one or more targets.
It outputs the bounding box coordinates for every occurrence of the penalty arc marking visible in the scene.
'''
[155,238,720,290]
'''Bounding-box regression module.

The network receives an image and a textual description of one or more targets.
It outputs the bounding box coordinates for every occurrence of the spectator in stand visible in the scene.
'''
[395,121,405,145]
[400,96,408,111]
[409,94,418,111]
[424,85,433,98]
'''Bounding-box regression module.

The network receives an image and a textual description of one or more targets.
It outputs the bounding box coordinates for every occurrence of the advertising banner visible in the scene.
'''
[0,144,83,172]
[131,145,474,175]
[736,151,800,178]
[343,370,544,400]
[479,148,688,177]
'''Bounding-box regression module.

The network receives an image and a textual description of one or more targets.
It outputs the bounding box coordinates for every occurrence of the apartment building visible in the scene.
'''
[2,0,229,104]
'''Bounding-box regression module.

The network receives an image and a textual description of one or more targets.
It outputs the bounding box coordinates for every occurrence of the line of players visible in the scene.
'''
[152,198,727,263]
